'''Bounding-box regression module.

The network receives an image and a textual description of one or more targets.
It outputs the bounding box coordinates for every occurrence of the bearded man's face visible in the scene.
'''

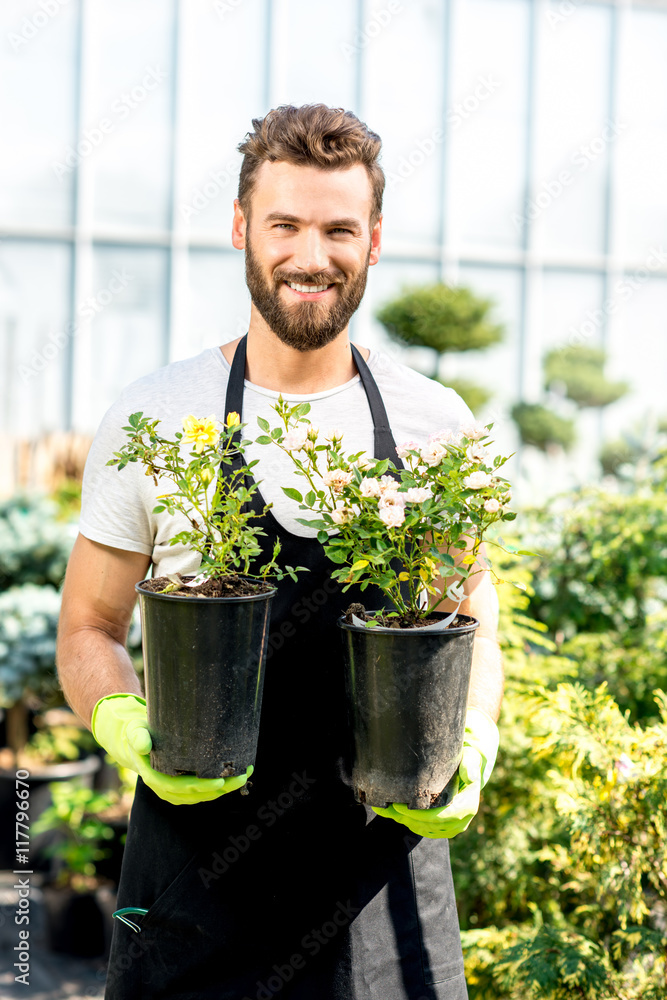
[235,161,382,351]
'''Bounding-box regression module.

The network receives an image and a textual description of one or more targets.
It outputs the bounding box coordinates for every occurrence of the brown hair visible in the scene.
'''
[237,104,385,226]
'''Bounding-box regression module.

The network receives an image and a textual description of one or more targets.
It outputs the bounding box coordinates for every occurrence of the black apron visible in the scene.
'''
[105,336,468,1000]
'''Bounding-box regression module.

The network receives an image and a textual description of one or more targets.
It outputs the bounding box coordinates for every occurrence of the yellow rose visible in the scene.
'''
[226,411,241,428]
[182,415,220,454]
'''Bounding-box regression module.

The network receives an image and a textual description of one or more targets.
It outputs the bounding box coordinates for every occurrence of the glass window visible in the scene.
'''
[534,3,612,256]
[187,250,251,355]
[88,0,175,231]
[77,246,168,431]
[363,0,446,247]
[455,264,523,416]
[0,2,78,228]
[271,0,357,111]
[448,0,530,249]
[0,241,72,434]
[541,270,606,351]
[604,276,667,442]
[616,8,667,259]
[178,0,267,237]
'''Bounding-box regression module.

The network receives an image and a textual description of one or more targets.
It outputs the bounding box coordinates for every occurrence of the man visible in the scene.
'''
[57,103,502,999]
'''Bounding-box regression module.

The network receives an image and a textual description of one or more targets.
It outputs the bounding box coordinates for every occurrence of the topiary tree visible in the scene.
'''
[375,283,504,414]
[513,344,630,456]
[510,403,576,453]
[544,346,629,409]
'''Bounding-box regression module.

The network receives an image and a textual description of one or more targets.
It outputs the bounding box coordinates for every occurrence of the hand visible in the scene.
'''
[91,693,252,806]
[372,706,499,839]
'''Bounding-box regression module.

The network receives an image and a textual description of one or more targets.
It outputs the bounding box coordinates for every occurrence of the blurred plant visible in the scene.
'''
[452,464,667,997]
[32,780,118,891]
[50,477,83,520]
[0,493,75,591]
[511,403,576,453]
[523,488,667,638]
[544,345,629,409]
[513,344,629,457]
[0,584,64,761]
[599,415,667,481]
[375,283,504,414]
[23,711,99,765]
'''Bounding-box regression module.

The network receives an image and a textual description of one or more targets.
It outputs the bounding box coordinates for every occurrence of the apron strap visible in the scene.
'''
[224,334,249,479]
[350,344,402,469]
[223,335,402,468]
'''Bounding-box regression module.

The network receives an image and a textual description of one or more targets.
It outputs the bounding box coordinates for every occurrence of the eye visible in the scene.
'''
[275,223,296,230]
[330,228,353,235]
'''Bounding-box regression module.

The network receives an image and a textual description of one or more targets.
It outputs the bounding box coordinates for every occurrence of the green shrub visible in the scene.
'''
[376,283,503,354]
[544,346,629,410]
[0,493,75,590]
[442,378,493,415]
[511,403,576,452]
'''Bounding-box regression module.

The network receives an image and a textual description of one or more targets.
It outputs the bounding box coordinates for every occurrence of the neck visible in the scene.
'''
[221,304,368,394]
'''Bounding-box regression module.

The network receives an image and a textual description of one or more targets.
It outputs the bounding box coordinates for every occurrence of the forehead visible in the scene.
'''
[250,160,373,224]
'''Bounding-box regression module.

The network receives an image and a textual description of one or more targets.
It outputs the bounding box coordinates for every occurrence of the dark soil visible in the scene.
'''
[344,602,464,630]
[139,575,273,598]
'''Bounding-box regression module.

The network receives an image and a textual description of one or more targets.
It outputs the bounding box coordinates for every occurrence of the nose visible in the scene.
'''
[291,226,329,276]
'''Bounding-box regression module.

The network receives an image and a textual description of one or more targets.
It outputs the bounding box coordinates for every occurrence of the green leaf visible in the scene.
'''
[282,487,303,502]
[256,435,272,445]
[257,416,270,432]
[305,491,316,507]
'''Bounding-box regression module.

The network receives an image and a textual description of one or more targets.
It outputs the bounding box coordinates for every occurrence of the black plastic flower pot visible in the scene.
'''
[135,580,276,779]
[338,613,479,810]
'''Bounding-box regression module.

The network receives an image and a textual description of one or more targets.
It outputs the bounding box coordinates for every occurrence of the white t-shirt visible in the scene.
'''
[79,346,473,577]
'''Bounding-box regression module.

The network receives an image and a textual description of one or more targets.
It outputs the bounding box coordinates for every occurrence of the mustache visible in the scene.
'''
[274,270,345,286]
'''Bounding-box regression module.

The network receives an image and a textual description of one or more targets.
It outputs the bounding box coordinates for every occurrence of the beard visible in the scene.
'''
[244,235,371,352]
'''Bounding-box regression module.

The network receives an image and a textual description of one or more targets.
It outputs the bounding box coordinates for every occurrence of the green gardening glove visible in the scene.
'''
[91,693,252,806]
[372,707,499,839]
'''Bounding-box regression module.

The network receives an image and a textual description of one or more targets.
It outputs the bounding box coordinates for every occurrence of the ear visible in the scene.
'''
[369,215,383,266]
[232,198,247,250]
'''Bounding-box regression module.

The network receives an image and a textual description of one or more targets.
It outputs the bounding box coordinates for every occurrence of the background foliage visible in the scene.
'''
[453,458,667,998]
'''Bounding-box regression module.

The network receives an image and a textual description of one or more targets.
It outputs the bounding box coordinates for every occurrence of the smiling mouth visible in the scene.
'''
[284,280,336,294]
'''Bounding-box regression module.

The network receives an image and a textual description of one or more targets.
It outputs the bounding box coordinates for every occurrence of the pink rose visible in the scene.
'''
[396,440,420,459]
[463,471,493,489]
[420,442,446,467]
[405,487,432,503]
[360,477,382,497]
[378,474,401,494]
[378,504,405,528]
[330,505,355,525]
[283,427,308,451]
[379,492,406,509]
[322,469,354,493]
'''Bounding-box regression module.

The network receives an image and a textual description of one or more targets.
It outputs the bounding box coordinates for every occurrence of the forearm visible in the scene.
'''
[467,635,503,723]
[56,626,143,730]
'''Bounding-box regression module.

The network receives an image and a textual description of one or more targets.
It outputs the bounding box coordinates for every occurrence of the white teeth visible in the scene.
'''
[287,281,329,293]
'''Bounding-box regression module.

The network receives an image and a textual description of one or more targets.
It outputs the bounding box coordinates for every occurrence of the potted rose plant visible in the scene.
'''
[107,411,305,780]
[257,400,515,809]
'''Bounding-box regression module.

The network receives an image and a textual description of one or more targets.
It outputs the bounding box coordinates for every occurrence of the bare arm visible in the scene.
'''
[56,534,152,729]
[432,540,504,722]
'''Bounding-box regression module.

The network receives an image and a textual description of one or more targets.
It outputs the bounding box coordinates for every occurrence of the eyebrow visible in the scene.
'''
[264,212,362,230]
